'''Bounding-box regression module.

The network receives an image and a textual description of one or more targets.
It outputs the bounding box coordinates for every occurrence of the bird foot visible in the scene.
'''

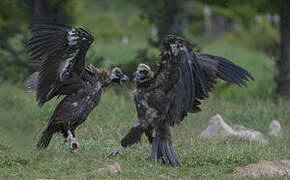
[69,138,79,153]
[107,145,123,158]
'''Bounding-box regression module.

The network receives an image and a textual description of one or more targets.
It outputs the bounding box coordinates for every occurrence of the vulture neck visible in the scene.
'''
[136,77,153,89]
[92,68,112,88]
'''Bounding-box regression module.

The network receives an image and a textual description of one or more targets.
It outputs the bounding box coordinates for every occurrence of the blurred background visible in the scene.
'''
[0,1,290,178]
[1,0,289,99]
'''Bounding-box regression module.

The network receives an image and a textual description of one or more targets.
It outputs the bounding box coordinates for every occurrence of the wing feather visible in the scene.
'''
[196,53,254,90]
[27,23,94,106]
[156,34,254,126]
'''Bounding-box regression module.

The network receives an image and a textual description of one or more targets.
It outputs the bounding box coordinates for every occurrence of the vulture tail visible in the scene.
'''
[151,137,182,167]
[151,125,182,167]
[36,127,54,150]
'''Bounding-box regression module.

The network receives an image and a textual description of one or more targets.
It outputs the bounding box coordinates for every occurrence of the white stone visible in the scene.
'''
[200,114,268,145]
[268,120,281,137]
[200,114,235,138]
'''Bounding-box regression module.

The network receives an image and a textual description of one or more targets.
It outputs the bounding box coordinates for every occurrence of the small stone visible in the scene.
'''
[200,114,268,144]
[233,159,290,177]
[92,162,121,174]
[268,120,281,137]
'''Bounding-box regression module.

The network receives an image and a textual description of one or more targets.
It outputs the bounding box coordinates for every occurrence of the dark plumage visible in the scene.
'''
[25,23,128,152]
[108,34,254,166]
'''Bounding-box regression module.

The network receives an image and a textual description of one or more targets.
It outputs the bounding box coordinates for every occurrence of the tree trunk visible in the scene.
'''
[277,0,290,99]
[165,0,186,35]
[28,0,44,23]
[27,0,68,23]
[148,0,186,48]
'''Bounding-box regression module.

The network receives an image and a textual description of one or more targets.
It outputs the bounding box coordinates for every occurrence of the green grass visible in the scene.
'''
[1,40,290,179]
[0,5,289,176]
[1,1,289,179]
[0,84,289,179]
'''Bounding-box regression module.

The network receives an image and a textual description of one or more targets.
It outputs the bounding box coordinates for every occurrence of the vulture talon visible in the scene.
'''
[70,139,79,153]
[107,145,123,158]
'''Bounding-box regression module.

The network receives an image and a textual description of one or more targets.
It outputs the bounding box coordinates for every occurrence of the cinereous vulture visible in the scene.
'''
[24,23,128,152]
[108,34,254,166]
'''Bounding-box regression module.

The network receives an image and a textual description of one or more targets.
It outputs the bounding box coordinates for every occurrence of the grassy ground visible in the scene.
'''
[1,41,290,179]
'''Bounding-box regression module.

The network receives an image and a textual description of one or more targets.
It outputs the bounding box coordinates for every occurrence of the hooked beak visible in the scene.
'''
[133,71,146,80]
[111,73,129,86]
[120,74,129,86]
[111,73,118,81]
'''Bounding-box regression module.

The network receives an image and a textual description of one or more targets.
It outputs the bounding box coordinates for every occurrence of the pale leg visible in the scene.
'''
[67,130,79,153]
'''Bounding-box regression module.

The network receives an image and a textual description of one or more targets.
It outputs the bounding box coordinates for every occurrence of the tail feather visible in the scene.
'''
[151,137,182,167]
[150,137,159,162]
[167,142,182,166]
[37,128,53,150]
[159,140,170,165]
[165,143,178,166]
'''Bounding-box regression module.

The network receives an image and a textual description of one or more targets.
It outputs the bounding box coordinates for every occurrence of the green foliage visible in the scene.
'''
[0,0,84,82]
[138,0,185,48]
[200,0,281,27]
[226,17,280,57]
[75,0,152,41]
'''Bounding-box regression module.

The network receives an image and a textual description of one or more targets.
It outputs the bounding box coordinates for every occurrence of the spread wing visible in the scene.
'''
[27,23,94,106]
[195,53,254,94]
[150,34,254,126]
[186,52,255,113]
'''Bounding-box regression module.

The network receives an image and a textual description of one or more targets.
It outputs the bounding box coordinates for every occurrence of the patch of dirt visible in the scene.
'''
[91,162,121,174]
[233,159,290,178]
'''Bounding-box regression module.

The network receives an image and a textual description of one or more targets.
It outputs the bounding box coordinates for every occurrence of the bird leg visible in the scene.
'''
[107,145,123,157]
[67,130,79,153]
[107,122,144,158]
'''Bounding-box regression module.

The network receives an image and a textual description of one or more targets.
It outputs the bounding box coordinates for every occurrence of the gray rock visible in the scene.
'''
[200,114,268,145]
[268,120,281,137]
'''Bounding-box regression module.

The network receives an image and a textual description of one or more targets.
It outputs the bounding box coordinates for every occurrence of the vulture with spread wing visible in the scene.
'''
[25,23,128,152]
[108,34,254,166]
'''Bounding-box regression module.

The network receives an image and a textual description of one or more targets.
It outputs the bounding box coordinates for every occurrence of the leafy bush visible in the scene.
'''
[226,17,280,57]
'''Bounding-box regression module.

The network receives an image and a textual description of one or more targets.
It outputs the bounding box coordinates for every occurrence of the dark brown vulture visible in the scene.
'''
[108,34,254,166]
[25,23,128,152]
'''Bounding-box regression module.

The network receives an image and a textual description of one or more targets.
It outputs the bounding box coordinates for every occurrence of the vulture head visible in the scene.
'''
[88,65,128,86]
[111,67,129,86]
[163,33,192,57]
[133,64,154,84]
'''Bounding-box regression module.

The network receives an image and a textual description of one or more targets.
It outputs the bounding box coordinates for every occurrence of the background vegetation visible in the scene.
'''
[0,0,289,179]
